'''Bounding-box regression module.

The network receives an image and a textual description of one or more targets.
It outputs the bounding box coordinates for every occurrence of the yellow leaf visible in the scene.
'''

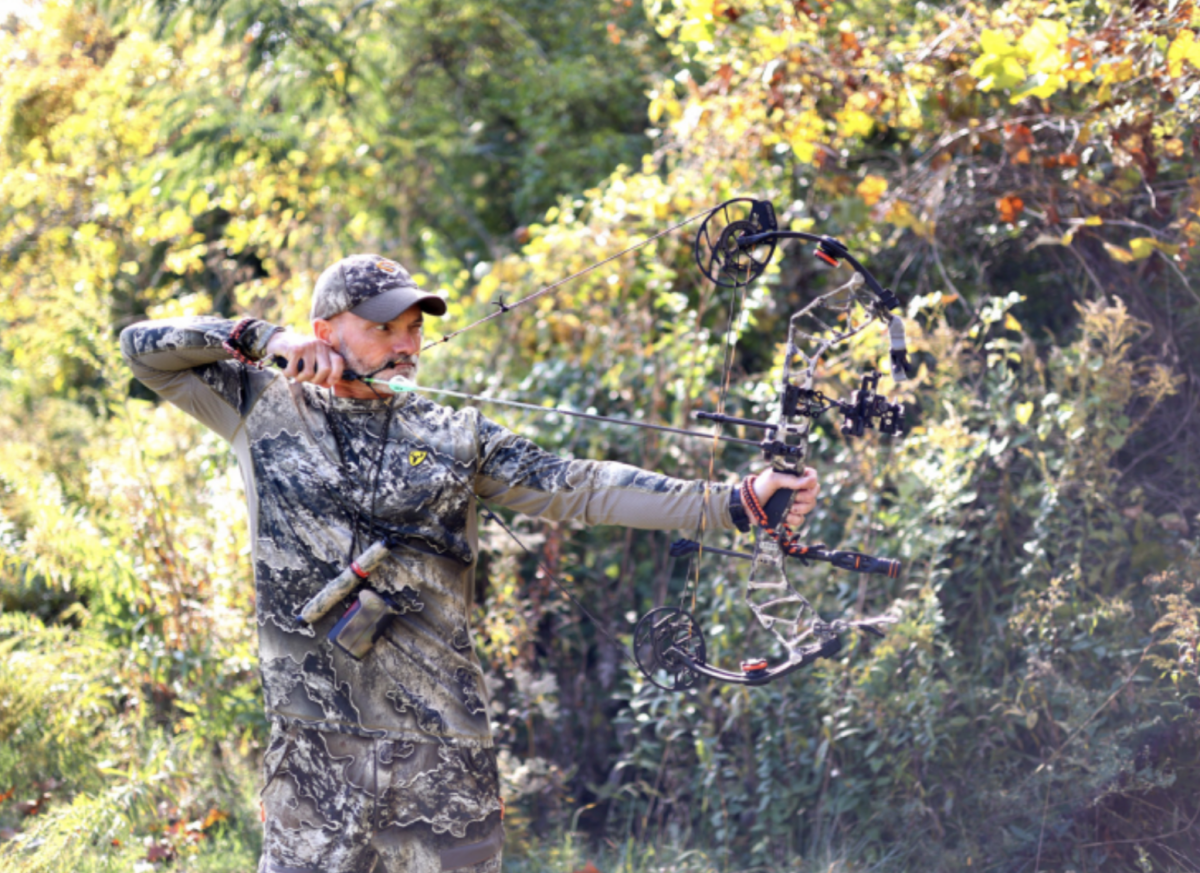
[856,175,888,207]
[648,94,681,124]
[1019,20,1069,65]
[970,51,1027,92]
[1004,313,1022,332]
[1103,242,1135,263]
[1012,72,1068,102]
[188,190,209,216]
[1129,238,1156,260]
[837,108,874,139]
[1167,30,1196,78]
[787,109,825,164]
[1015,402,1034,425]
[1129,237,1181,259]
[979,30,1017,57]
[1084,215,1103,226]
[1100,57,1135,84]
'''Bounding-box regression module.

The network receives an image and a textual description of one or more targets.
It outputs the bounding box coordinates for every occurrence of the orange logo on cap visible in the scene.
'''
[376,259,400,274]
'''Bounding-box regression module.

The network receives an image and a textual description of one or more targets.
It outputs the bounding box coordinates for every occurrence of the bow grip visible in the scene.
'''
[762,487,795,529]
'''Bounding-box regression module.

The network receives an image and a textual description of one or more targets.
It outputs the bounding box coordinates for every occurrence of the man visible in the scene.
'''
[120,254,819,873]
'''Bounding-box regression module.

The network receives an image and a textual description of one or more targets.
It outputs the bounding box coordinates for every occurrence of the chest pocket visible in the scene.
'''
[367,436,471,526]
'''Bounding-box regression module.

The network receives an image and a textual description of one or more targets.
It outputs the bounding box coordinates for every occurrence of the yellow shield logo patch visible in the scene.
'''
[408,450,428,467]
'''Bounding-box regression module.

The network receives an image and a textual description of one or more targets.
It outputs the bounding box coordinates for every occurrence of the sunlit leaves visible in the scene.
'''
[969,29,1028,92]
[970,18,1092,102]
[1103,236,1181,263]
[1166,28,1200,79]
[855,175,888,208]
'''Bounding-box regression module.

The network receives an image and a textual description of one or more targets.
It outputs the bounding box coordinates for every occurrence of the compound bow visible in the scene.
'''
[631,198,910,690]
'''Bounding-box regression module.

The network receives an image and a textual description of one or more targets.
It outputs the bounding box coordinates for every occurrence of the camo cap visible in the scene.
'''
[310,254,447,323]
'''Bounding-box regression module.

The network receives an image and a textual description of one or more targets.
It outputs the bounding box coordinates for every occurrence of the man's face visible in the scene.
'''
[318,305,424,384]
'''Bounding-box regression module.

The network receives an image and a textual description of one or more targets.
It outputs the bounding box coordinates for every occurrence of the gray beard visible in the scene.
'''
[338,343,419,388]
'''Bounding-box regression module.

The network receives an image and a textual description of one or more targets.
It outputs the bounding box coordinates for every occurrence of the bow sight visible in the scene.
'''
[697,370,905,462]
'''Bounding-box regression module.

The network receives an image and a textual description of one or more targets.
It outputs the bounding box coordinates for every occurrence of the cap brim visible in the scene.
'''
[350,287,448,322]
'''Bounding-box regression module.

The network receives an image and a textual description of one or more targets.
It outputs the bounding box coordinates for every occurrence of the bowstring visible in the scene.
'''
[422,208,715,352]
[679,248,753,623]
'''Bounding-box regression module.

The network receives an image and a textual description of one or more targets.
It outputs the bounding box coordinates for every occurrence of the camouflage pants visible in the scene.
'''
[258,723,503,873]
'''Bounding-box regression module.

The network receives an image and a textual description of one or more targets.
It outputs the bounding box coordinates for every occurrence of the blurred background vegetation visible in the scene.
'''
[2,0,1199,870]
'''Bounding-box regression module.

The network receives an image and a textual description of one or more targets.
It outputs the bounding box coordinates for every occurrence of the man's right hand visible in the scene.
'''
[264,331,345,389]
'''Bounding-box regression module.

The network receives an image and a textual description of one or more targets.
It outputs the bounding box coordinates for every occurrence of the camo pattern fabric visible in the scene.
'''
[310,254,421,321]
[120,315,736,849]
[259,724,503,872]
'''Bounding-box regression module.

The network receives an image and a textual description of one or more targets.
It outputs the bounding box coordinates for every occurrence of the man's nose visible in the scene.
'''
[393,332,418,356]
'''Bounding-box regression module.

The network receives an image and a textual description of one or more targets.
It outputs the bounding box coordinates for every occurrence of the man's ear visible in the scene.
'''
[313,319,332,343]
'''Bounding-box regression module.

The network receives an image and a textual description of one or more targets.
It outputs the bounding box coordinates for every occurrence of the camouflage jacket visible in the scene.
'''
[120,316,740,752]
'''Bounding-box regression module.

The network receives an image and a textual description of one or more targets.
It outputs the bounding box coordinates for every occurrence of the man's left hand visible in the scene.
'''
[752,467,820,528]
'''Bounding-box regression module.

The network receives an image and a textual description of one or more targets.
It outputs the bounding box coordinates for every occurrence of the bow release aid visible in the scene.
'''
[297,539,394,625]
[328,587,424,660]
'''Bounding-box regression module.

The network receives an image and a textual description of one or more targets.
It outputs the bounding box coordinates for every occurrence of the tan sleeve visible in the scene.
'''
[119,316,278,441]
[472,412,735,532]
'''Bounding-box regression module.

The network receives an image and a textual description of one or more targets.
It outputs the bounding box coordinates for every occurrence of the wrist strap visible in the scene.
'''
[740,475,767,527]
[222,317,265,368]
[740,474,805,557]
